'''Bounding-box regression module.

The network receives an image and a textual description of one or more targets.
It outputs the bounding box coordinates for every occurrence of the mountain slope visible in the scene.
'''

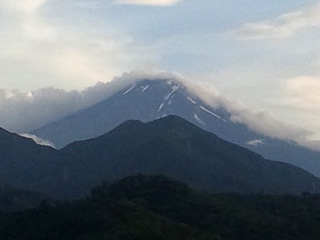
[55,116,320,198]
[2,116,320,199]
[32,79,320,177]
[0,127,58,192]
[0,185,48,211]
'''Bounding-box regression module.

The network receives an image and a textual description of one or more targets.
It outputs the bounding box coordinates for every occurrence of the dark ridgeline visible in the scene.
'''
[32,79,320,178]
[1,116,320,199]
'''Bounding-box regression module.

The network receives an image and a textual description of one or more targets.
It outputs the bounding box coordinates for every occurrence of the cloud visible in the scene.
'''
[284,75,320,112]
[184,78,320,151]
[0,0,155,90]
[114,0,182,6]
[20,133,56,148]
[246,139,264,147]
[263,75,320,143]
[1,70,320,152]
[232,2,320,40]
[0,75,142,133]
[0,70,177,133]
[0,0,47,13]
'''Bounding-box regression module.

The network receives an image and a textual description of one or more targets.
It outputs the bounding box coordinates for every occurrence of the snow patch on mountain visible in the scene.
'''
[158,102,164,112]
[164,86,179,100]
[123,84,136,95]
[200,106,221,119]
[187,97,196,104]
[194,113,206,126]
[141,85,149,93]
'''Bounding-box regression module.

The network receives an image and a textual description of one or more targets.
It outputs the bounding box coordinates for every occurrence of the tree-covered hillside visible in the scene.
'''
[1,175,320,240]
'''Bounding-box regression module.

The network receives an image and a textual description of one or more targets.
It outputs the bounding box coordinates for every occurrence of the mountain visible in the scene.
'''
[0,185,48,212]
[2,174,320,240]
[0,128,58,191]
[2,116,320,199]
[55,115,320,198]
[32,79,320,177]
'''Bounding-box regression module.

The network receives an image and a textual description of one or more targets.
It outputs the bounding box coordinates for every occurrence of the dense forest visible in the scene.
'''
[1,175,320,240]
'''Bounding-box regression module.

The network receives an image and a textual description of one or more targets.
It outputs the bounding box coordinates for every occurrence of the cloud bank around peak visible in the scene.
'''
[0,71,183,133]
[184,79,320,152]
[114,0,182,6]
[0,70,319,152]
[232,1,320,40]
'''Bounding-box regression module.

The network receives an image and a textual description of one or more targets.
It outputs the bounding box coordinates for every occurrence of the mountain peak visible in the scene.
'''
[32,76,320,180]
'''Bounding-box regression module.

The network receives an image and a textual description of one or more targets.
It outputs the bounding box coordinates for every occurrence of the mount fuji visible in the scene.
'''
[32,79,320,177]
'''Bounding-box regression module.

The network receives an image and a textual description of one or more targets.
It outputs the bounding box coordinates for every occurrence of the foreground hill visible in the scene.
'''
[1,116,320,199]
[1,175,320,240]
[0,185,48,211]
[0,128,58,190]
[32,79,320,178]
[57,116,320,198]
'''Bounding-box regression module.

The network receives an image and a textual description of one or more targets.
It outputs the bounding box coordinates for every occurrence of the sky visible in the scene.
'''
[0,0,320,148]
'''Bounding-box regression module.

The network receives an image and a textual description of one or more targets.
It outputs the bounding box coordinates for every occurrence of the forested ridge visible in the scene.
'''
[1,175,320,240]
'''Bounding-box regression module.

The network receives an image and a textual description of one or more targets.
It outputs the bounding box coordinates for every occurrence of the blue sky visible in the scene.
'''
[0,0,320,143]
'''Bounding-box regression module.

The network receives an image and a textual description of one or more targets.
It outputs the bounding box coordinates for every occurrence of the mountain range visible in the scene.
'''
[1,116,320,199]
[31,79,320,178]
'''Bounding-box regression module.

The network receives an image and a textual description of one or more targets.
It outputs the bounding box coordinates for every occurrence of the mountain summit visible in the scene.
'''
[32,79,320,178]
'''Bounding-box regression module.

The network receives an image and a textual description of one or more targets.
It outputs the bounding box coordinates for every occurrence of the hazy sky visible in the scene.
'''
[0,0,320,142]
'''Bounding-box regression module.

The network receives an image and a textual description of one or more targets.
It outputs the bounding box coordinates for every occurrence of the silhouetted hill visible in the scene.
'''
[57,116,320,198]
[0,127,58,192]
[0,185,48,211]
[1,117,320,199]
[2,175,320,239]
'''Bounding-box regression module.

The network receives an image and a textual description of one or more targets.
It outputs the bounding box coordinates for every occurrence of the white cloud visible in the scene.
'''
[0,0,155,90]
[20,133,56,148]
[114,0,182,6]
[185,79,320,151]
[246,139,264,147]
[232,2,320,40]
[284,75,320,111]
[0,0,47,13]
[264,75,320,142]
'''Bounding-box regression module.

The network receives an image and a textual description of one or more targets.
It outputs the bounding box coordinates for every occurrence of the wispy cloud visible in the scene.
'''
[20,133,56,148]
[232,2,320,40]
[246,139,264,147]
[114,0,182,6]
